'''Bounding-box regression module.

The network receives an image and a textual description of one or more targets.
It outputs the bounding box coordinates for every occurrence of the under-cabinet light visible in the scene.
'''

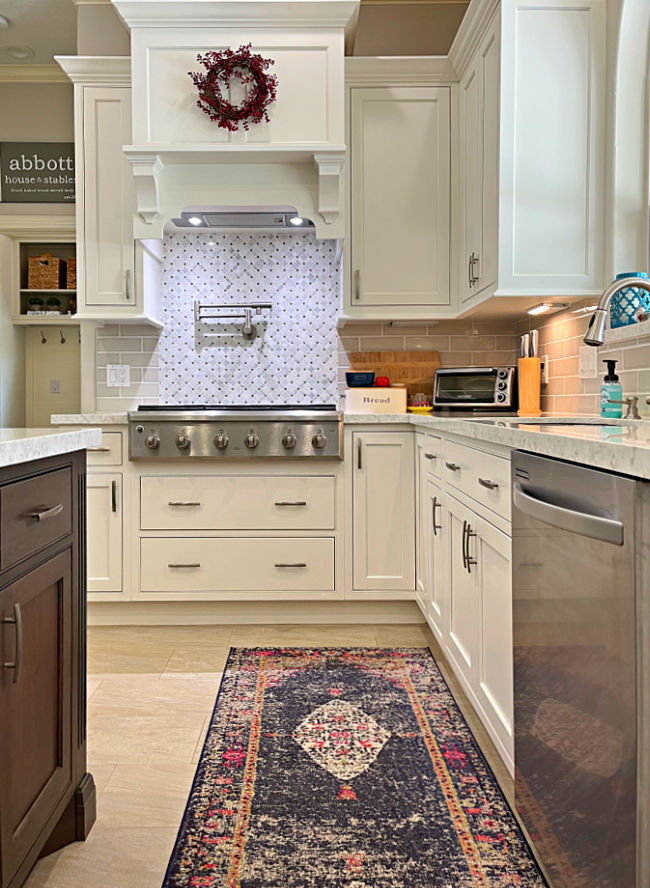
[527,302,568,316]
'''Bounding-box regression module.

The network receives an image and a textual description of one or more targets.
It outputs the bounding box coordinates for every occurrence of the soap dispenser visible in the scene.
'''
[600,360,623,418]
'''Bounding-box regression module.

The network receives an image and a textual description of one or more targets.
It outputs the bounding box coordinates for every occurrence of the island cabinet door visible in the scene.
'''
[0,550,73,888]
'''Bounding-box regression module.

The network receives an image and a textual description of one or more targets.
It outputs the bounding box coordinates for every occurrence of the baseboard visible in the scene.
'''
[87,599,425,625]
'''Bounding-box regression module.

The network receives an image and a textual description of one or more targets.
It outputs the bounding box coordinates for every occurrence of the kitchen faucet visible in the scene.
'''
[584,275,650,346]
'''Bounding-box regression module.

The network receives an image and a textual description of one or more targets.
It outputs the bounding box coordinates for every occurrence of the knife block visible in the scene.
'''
[517,357,542,417]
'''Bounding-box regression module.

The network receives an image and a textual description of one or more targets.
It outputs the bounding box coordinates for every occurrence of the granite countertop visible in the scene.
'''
[346,413,650,480]
[0,428,102,469]
[51,413,129,425]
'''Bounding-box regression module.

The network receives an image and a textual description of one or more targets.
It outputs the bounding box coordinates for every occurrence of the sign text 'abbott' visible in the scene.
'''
[0,142,75,203]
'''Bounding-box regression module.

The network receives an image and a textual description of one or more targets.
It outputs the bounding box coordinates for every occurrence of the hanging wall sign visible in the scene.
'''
[0,142,75,203]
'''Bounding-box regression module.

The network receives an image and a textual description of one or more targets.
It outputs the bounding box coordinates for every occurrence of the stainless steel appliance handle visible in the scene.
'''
[3,603,23,684]
[513,483,624,545]
[274,501,307,507]
[27,503,64,522]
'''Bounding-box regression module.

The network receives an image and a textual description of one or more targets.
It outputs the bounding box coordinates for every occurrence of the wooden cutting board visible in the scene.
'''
[349,350,440,398]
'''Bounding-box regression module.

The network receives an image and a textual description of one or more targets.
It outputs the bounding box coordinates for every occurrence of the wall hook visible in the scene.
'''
[59,330,66,344]
[40,330,47,344]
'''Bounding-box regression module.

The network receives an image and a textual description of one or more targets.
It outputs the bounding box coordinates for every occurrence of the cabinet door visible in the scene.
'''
[459,58,482,303]
[82,87,135,307]
[475,514,513,760]
[444,495,479,688]
[415,434,426,608]
[87,473,122,593]
[477,26,499,296]
[425,479,446,644]
[350,86,451,307]
[0,551,73,887]
[353,432,415,591]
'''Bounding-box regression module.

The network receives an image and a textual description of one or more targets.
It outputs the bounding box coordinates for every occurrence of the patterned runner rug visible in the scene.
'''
[162,648,546,887]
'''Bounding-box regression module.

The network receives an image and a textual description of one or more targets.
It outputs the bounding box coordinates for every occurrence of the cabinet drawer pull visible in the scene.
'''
[125,268,132,301]
[274,562,307,568]
[445,461,460,472]
[27,503,64,522]
[88,446,111,452]
[168,501,201,507]
[465,523,477,573]
[111,480,117,513]
[432,497,442,536]
[168,562,201,568]
[424,452,437,460]
[478,477,499,490]
[274,501,307,507]
[467,253,473,289]
[461,519,468,568]
[357,438,362,470]
[354,269,361,301]
[3,603,22,684]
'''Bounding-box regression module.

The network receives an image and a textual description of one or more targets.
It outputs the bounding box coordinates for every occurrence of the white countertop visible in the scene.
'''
[0,428,102,469]
[52,413,129,425]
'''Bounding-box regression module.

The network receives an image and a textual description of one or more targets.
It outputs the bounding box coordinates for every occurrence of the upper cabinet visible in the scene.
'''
[454,0,606,309]
[348,84,451,313]
[56,57,163,327]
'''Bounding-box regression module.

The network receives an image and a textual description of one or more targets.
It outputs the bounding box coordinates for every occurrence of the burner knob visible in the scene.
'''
[176,434,191,450]
[282,431,297,449]
[244,431,259,449]
[145,433,160,450]
[312,432,327,450]
[213,432,229,450]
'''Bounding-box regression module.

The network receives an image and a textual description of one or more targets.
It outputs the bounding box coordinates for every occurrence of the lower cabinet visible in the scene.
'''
[352,431,415,592]
[415,434,427,608]
[86,473,122,593]
[424,478,446,644]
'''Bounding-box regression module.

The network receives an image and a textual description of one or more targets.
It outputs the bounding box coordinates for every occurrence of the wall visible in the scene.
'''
[77,3,130,56]
[515,302,650,417]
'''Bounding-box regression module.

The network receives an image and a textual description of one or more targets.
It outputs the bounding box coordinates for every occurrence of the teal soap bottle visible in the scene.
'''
[600,360,623,418]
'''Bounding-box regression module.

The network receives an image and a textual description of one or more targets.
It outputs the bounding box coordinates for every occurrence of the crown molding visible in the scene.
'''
[0,214,75,237]
[55,56,131,84]
[345,55,457,84]
[0,64,70,83]
[448,0,499,76]
[112,0,359,29]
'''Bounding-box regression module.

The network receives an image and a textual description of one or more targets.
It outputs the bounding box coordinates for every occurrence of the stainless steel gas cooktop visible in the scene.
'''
[128,405,343,460]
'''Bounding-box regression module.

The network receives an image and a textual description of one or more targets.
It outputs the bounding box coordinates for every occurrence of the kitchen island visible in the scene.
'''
[0,426,100,888]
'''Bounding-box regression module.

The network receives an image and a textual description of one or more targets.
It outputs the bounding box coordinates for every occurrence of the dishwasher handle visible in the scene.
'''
[513,483,624,546]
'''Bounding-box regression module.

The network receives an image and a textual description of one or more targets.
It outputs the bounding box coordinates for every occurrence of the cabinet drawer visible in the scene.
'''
[0,467,72,571]
[423,434,443,478]
[443,440,511,521]
[140,475,336,531]
[87,431,123,467]
[140,537,334,592]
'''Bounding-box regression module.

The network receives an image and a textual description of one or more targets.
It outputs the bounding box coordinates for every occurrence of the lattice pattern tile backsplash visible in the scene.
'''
[158,232,340,405]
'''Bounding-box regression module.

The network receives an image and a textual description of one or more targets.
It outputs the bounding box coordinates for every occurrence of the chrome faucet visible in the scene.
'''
[584,276,650,346]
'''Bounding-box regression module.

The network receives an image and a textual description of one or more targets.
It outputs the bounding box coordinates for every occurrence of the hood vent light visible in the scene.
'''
[171,211,315,231]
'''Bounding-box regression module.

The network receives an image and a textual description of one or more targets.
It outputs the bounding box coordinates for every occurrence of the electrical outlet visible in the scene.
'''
[579,346,598,379]
[540,355,549,385]
[50,379,60,394]
[106,364,131,388]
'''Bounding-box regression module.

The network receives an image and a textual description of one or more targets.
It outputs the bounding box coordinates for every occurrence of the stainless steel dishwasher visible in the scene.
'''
[511,451,649,888]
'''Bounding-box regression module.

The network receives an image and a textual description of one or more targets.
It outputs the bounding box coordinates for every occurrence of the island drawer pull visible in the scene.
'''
[168,501,201,507]
[445,461,460,472]
[274,562,307,568]
[274,501,307,507]
[88,446,111,452]
[478,477,499,490]
[168,562,201,568]
[424,453,437,460]
[27,503,64,522]
[2,603,22,684]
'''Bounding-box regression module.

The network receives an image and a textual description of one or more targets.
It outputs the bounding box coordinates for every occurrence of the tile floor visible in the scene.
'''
[24,622,514,888]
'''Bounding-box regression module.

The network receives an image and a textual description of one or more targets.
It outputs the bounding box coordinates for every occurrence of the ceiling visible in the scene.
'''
[0,0,469,67]
[0,0,76,65]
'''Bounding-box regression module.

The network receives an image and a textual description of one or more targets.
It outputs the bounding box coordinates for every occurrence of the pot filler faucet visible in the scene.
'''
[583,275,650,346]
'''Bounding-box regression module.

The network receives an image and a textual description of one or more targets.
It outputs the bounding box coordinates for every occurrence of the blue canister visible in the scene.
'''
[610,271,650,328]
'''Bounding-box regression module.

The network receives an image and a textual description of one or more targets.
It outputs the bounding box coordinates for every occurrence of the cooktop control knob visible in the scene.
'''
[176,434,191,450]
[214,432,229,450]
[312,432,327,449]
[244,431,259,449]
[282,430,297,449]
[145,433,160,450]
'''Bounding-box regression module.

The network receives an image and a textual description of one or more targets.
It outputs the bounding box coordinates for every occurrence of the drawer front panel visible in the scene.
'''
[0,468,72,571]
[140,537,335,592]
[140,475,336,531]
[423,433,443,478]
[443,440,511,520]
[87,431,123,467]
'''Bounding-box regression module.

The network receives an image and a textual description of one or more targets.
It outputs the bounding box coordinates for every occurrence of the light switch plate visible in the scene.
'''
[106,364,130,388]
[50,379,60,394]
[540,355,549,385]
[579,346,598,379]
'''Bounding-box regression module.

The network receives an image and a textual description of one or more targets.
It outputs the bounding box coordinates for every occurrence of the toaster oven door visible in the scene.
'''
[434,368,503,406]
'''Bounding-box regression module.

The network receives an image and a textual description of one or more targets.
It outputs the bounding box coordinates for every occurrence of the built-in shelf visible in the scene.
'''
[13,316,80,326]
[20,288,77,294]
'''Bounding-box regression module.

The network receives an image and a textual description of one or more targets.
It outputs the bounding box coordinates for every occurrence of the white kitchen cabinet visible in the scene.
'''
[86,473,122,593]
[349,86,451,309]
[424,477,446,644]
[353,431,415,592]
[415,433,426,608]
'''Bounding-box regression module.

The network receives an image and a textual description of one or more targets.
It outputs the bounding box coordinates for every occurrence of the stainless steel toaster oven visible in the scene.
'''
[432,367,517,409]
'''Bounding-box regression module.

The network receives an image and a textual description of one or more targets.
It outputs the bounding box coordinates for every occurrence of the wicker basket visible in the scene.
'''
[66,257,76,290]
[27,254,63,290]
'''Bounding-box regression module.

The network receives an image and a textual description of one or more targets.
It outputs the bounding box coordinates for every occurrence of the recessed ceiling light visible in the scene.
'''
[4,45,35,60]
[0,15,10,29]
[289,216,304,226]
[187,215,203,226]
[526,302,568,316]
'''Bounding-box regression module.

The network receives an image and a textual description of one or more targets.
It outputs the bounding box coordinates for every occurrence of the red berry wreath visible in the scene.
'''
[188,44,278,133]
